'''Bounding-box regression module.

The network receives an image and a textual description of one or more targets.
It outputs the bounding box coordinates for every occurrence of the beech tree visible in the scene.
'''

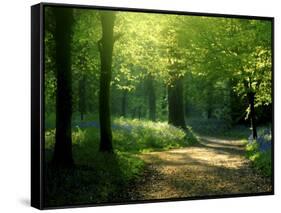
[52,8,74,167]
[98,11,116,152]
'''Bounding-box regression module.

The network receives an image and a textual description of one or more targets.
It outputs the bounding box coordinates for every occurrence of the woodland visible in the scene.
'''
[44,7,273,206]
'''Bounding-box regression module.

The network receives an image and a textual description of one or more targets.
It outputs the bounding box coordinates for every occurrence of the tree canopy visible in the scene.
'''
[44,7,272,159]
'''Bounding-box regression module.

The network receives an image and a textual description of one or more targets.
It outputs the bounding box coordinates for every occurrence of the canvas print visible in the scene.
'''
[40,4,273,208]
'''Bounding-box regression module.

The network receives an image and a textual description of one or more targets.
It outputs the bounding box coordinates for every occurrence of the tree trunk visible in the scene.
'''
[207,108,212,119]
[52,8,74,167]
[121,90,127,117]
[146,75,156,121]
[138,106,142,120]
[168,78,186,129]
[98,12,116,152]
[206,85,213,119]
[131,108,136,119]
[248,91,258,139]
[161,84,167,117]
[79,75,86,121]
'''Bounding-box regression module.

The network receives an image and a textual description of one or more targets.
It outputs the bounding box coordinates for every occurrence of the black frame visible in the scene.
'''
[31,2,275,210]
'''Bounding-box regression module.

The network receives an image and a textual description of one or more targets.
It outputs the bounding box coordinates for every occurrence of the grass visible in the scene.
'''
[45,117,197,153]
[186,117,272,178]
[45,151,144,206]
[246,142,272,177]
[113,117,198,153]
[45,115,272,205]
[44,116,197,206]
[45,115,272,206]
[245,127,272,177]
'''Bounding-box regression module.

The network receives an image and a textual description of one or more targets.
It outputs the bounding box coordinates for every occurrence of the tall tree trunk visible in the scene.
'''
[207,108,212,119]
[146,75,156,121]
[138,106,142,120]
[161,84,167,117]
[131,108,136,119]
[79,75,86,121]
[52,8,74,167]
[98,12,116,152]
[248,91,258,139]
[168,78,186,129]
[206,84,213,119]
[121,90,127,117]
[207,92,213,119]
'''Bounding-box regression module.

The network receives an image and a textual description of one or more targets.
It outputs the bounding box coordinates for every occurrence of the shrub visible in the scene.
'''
[113,117,198,152]
[246,140,272,177]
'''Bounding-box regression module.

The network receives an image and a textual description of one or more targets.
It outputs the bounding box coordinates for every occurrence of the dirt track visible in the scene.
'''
[131,136,272,199]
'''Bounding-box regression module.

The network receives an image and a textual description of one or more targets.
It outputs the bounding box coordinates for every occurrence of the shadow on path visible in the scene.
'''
[128,135,272,200]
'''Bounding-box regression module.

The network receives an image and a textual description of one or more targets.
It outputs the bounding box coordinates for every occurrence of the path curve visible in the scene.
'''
[130,136,272,200]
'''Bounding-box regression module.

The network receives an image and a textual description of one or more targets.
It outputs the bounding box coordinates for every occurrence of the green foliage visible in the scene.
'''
[45,8,272,127]
[113,117,198,152]
[186,117,251,139]
[245,126,272,177]
[44,116,197,205]
[45,125,144,206]
[45,112,56,130]
[44,7,272,205]
[46,151,144,206]
[45,116,198,154]
[246,141,272,177]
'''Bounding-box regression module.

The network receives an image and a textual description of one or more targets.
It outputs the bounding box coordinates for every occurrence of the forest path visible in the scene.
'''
[131,136,272,199]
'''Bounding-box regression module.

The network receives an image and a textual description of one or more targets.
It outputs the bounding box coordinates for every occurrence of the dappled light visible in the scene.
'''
[134,138,271,199]
[43,5,272,207]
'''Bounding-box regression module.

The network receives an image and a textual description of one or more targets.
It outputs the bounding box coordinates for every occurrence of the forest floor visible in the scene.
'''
[127,135,272,200]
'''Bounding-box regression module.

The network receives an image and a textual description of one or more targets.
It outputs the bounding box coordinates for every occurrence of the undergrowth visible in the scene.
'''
[44,117,197,206]
[246,142,272,177]
[186,117,251,139]
[245,127,272,177]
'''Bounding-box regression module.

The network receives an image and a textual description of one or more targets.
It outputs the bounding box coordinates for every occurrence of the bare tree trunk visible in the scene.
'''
[168,78,186,129]
[248,91,258,139]
[146,75,156,121]
[98,12,116,152]
[121,90,127,117]
[79,75,86,121]
[52,8,74,167]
